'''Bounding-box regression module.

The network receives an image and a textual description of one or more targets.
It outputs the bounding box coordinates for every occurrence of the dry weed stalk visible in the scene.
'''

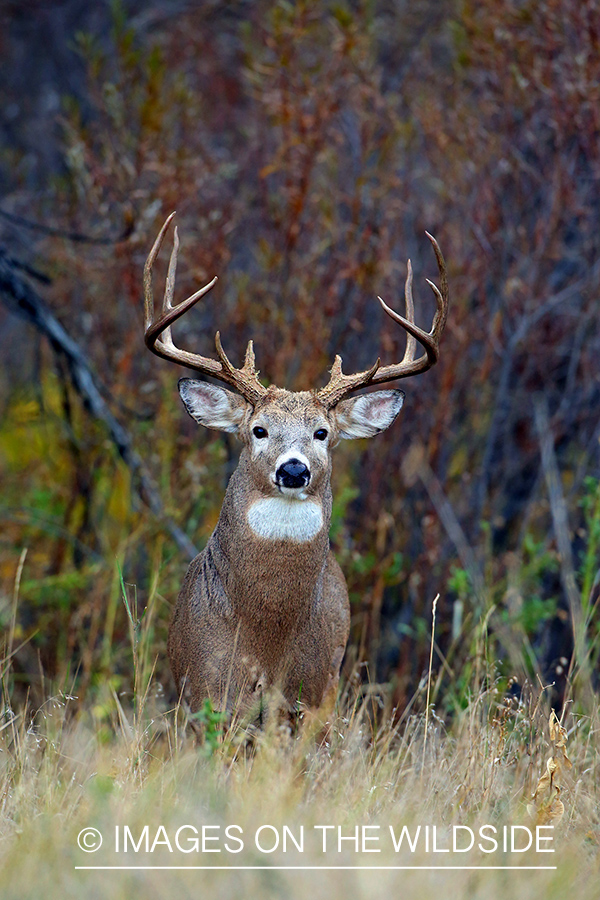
[421,593,439,787]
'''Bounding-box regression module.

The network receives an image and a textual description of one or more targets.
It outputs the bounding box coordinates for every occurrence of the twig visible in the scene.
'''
[0,207,134,245]
[533,396,591,698]
[0,246,198,560]
[476,267,600,523]
[9,548,27,662]
[419,456,486,607]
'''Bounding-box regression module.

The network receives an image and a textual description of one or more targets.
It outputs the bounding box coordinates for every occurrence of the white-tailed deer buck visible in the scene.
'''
[144,212,448,718]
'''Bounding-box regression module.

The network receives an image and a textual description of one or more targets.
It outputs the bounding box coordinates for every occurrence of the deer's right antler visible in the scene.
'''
[144,213,267,404]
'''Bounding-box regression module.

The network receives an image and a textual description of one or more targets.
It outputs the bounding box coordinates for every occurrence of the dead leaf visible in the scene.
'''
[528,710,572,826]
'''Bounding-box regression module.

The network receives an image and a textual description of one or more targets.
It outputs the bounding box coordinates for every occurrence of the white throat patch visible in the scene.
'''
[247,497,324,542]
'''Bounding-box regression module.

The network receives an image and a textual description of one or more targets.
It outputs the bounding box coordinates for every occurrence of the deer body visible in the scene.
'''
[168,487,349,713]
[144,214,448,717]
[168,390,351,712]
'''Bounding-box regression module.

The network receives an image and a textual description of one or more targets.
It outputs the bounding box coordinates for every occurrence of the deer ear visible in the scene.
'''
[336,390,404,440]
[178,379,248,432]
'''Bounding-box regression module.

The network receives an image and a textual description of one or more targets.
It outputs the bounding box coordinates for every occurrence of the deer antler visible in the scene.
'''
[317,232,448,408]
[144,213,267,404]
[145,216,447,408]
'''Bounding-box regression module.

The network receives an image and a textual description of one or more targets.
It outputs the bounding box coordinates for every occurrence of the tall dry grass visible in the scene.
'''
[1,590,598,900]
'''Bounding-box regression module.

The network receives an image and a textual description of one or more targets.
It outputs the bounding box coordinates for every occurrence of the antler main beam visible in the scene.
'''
[145,215,447,410]
[144,213,266,404]
[317,233,449,408]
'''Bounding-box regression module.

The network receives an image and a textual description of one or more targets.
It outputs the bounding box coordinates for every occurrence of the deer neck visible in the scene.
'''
[210,459,333,619]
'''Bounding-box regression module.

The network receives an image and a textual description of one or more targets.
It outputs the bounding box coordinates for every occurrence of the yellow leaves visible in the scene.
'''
[10,399,40,425]
[447,444,469,481]
[105,462,132,529]
[259,163,280,179]
[528,710,572,826]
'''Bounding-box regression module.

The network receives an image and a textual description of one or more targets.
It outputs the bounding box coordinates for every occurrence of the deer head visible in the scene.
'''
[144,213,448,511]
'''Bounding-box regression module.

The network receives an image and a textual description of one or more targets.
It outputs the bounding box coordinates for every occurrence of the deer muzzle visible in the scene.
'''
[275,457,311,490]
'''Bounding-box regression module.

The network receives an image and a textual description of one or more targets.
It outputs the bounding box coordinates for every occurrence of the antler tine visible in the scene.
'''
[316,355,381,409]
[401,258,417,365]
[144,213,266,403]
[145,223,218,353]
[318,232,449,408]
[143,210,176,333]
[244,339,256,370]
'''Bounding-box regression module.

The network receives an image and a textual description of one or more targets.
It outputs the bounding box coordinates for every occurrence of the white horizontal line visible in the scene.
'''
[75,866,557,871]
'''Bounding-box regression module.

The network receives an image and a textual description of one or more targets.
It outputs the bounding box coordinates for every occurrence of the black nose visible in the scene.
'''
[276,458,310,489]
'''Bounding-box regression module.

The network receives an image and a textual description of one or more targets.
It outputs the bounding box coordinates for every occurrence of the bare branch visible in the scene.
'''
[0,245,198,560]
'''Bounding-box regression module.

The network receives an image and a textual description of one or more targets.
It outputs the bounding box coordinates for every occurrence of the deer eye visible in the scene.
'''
[253,426,268,439]
[314,428,328,441]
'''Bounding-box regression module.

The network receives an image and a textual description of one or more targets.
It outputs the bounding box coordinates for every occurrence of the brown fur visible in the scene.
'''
[168,386,405,718]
